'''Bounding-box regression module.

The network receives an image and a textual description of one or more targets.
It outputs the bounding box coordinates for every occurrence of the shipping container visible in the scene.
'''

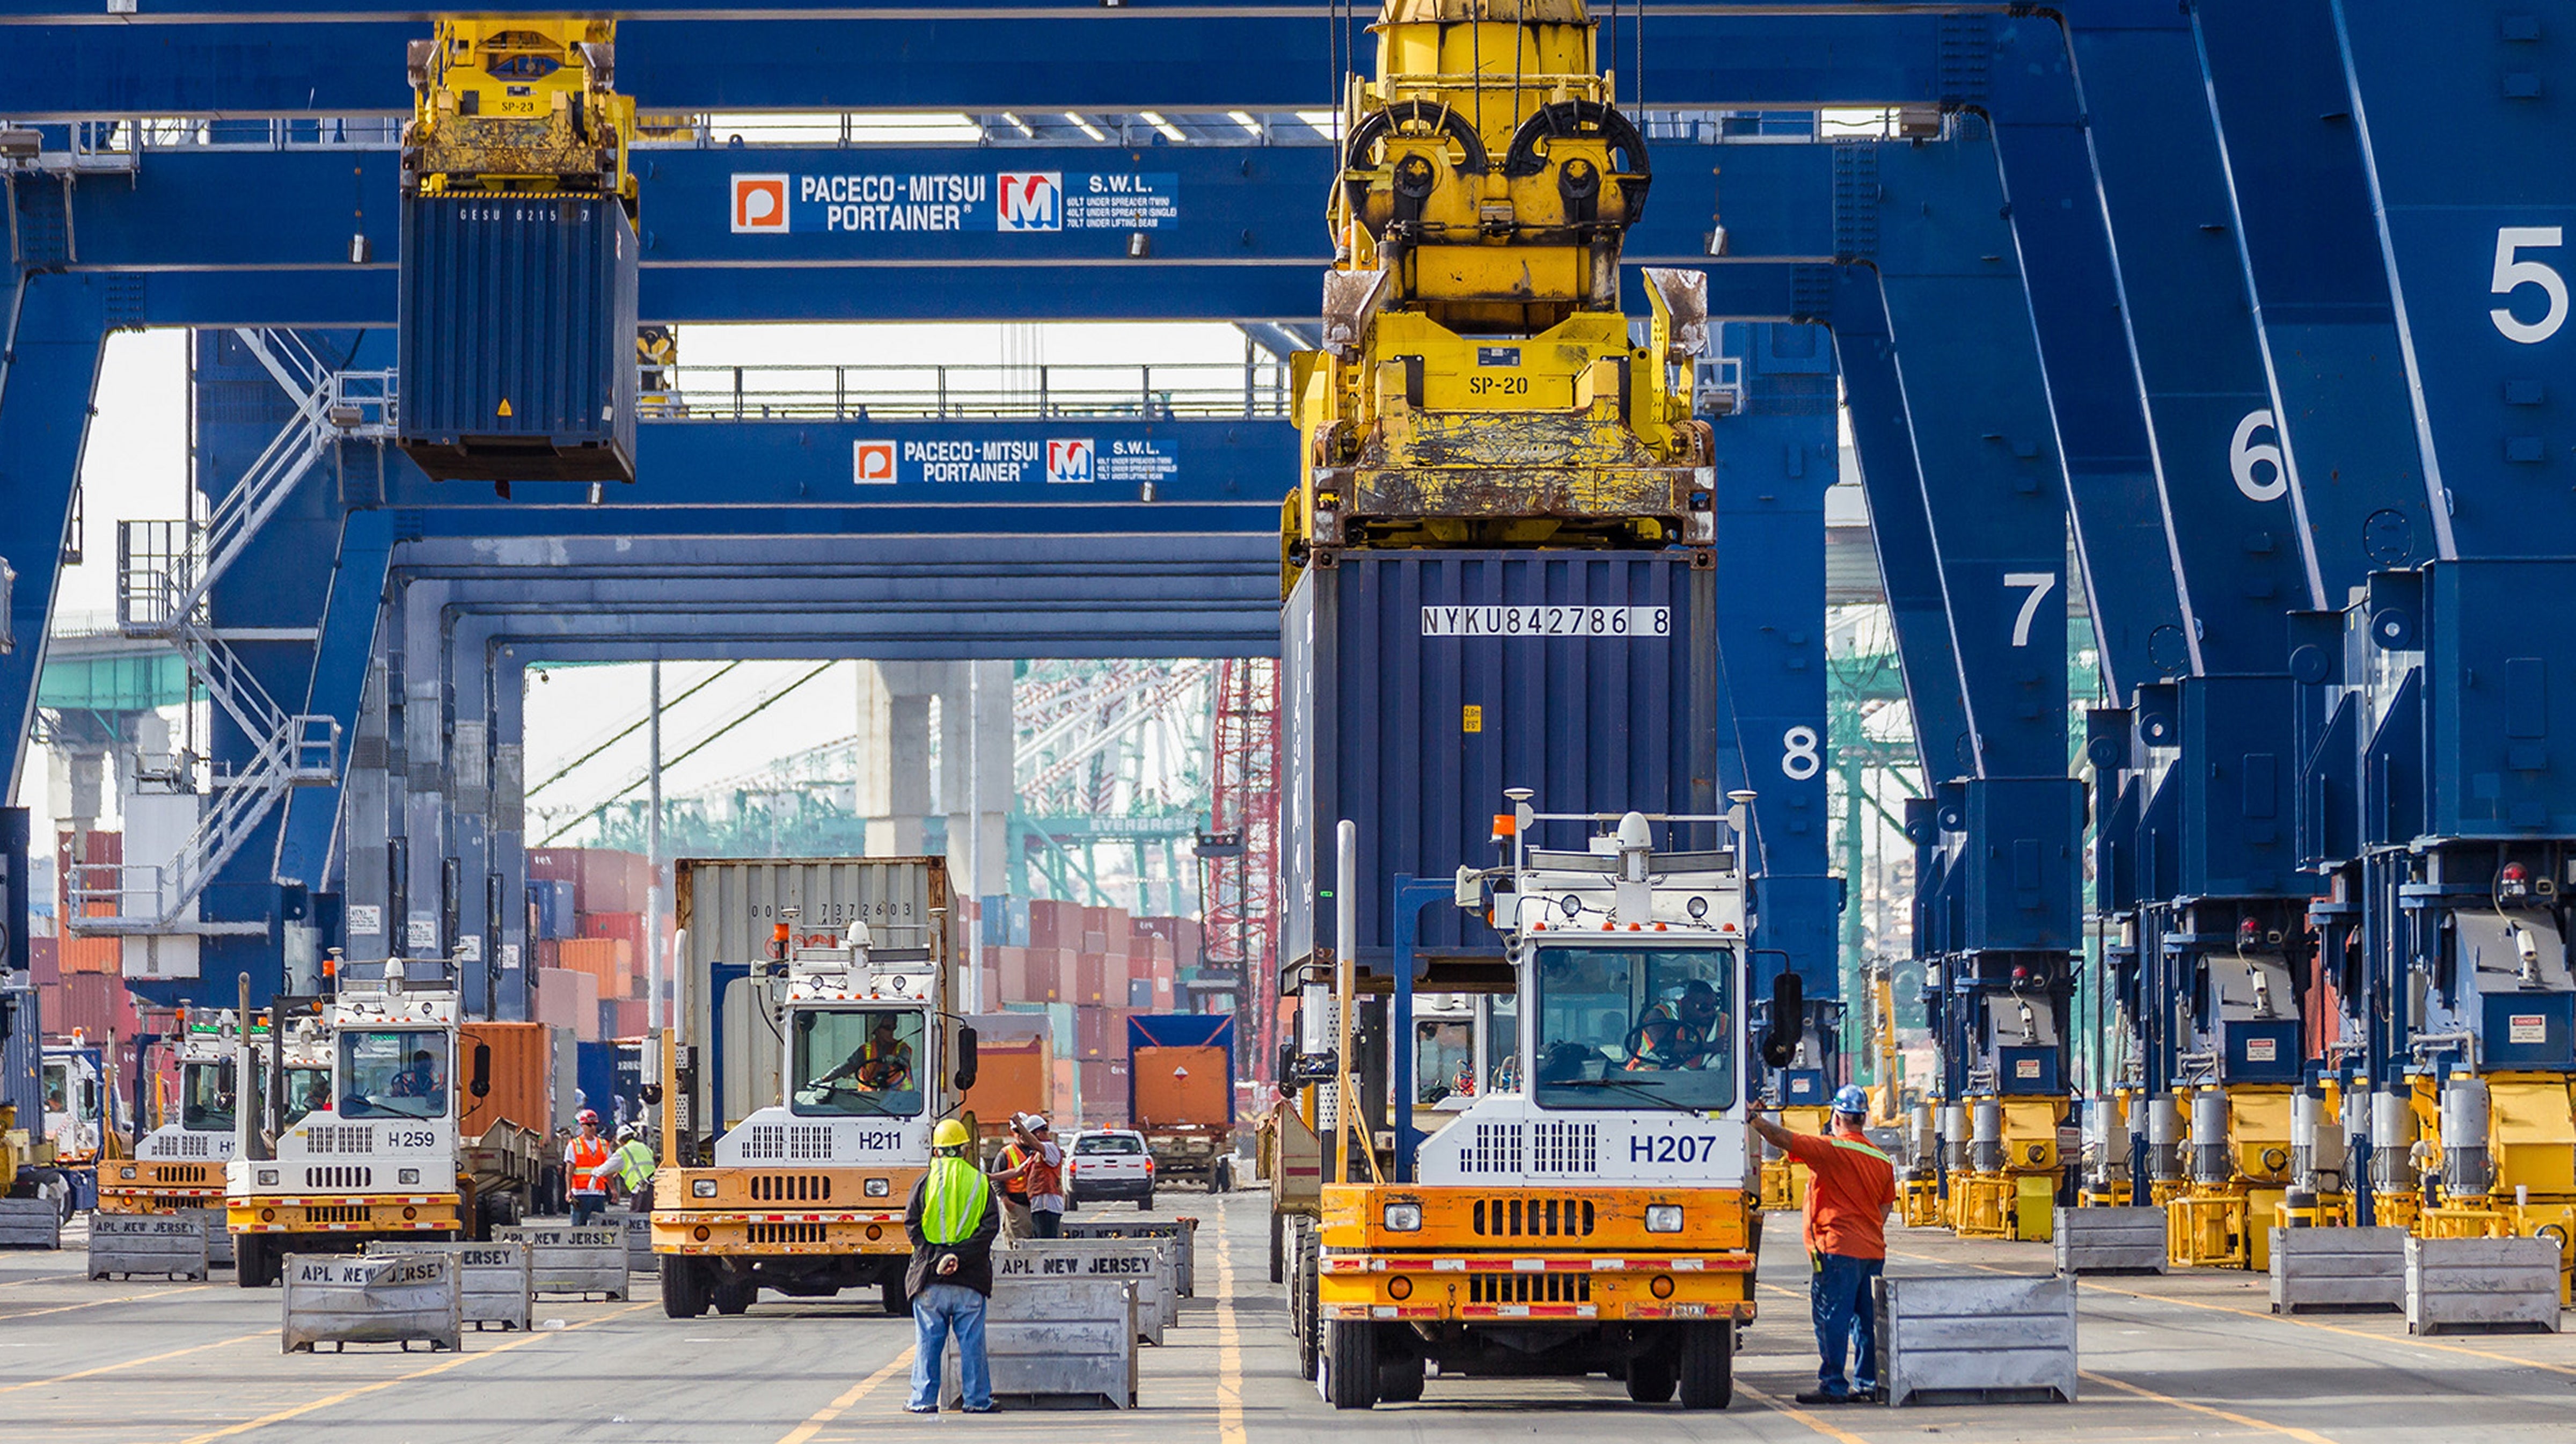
[527,849,583,895]
[396,193,640,483]
[1028,899,1080,951]
[957,1015,1053,1131]
[458,1020,553,1141]
[1282,549,1719,983]
[674,856,948,964]
[535,967,602,1042]
[579,910,647,951]
[577,849,650,916]
[554,936,633,998]
[1126,1013,1236,1129]
[527,879,578,941]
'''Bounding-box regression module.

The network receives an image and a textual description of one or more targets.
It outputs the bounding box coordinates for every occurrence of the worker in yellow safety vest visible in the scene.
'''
[588,1123,657,1213]
[904,1118,999,1414]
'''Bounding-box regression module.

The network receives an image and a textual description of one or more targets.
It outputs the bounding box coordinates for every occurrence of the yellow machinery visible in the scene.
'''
[1944,1095,2065,1241]
[2412,1074,2576,1301]
[1285,0,1709,572]
[2164,1083,2293,1270]
[402,18,634,201]
[2077,1088,2136,1208]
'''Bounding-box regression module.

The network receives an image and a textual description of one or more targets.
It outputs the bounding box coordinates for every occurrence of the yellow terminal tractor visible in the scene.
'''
[225,959,543,1286]
[103,1010,331,1265]
[1286,0,1711,570]
[1306,798,1767,1411]
[653,859,970,1318]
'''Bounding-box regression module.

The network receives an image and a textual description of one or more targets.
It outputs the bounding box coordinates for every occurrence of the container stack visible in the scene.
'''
[526,847,665,1041]
[985,898,1211,1127]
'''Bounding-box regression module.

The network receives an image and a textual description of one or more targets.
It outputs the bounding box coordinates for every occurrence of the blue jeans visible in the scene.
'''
[909,1283,991,1411]
[1811,1252,1884,1398]
[569,1193,608,1227]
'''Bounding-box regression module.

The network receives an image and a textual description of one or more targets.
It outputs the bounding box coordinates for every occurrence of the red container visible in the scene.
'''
[29,937,58,987]
[526,849,583,906]
[1021,948,1069,1003]
[579,911,647,951]
[1075,1006,1110,1059]
[575,849,649,915]
[54,971,136,1042]
[1073,956,1107,1006]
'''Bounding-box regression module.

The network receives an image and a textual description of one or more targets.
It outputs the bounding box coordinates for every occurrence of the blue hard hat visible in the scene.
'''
[1831,1084,1870,1116]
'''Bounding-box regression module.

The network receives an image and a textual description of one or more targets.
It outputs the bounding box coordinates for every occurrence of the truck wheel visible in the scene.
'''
[1677,1322,1734,1410]
[1269,1209,1285,1285]
[1626,1357,1678,1404]
[1326,1320,1379,1409]
[1294,1227,1321,1382]
[660,1257,711,1318]
[235,1235,266,1289]
[712,1278,756,1315]
[881,1279,913,1317]
[1377,1352,1424,1404]
[1138,1190,1154,1212]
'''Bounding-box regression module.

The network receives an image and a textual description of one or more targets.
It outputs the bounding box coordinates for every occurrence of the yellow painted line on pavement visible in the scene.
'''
[776,1348,914,1444]
[0,1283,216,1319]
[2073,1280,2576,1380]
[0,1330,267,1396]
[2080,1369,2338,1443]
[1217,1242,1246,1444]
[172,1301,650,1444]
[1736,1383,1875,1444]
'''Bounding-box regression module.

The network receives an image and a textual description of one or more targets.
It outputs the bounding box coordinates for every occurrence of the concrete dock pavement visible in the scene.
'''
[6,1196,2576,1440]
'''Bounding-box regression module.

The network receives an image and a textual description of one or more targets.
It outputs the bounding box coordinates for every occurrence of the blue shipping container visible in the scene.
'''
[528,879,577,941]
[1126,1013,1236,1127]
[1280,550,1719,982]
[397,193,640,483]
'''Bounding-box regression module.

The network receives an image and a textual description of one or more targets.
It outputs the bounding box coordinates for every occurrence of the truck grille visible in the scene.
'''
[306,1205,372,1223]
[150,1164,213,1185]
[1469,1272,1592,1304]
[1528,1121,1598,1173]
[1457,1123,1524,1175]
[306,1125,371,1155]
[304,1166,375,1191]
[748,1223,829,1244]
[750,1173,833,1203]
[144,1133,215,1160]
[1472,1196,1596,1239]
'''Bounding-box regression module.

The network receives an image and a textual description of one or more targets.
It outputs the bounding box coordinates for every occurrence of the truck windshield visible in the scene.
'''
[283,1066,334,1125]
[180,1061,239,1131]
[1415,1018,1474,1104]
[41,1060,68,1117]
[791,1007,927,1118]
[1531,946,1735,1111]
[339,1030,449,1119]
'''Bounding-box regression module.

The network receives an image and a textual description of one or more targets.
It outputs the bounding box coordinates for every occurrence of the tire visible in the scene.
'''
[660,1256,710,1318]
[1677,1322,1734,1410]
[1294,1227,1322,1382]
[1269,1209,1286,1285]
[1378,1352,1424,1404]
[1626,1357,1678,1404]
[235,1235,267,1290]
[712,1277,756,1315]
[1326,1319,1380,1409]
[882,1279,913,1317]
[1139,1191,1154,1213]
[1065,1192,1080,1213]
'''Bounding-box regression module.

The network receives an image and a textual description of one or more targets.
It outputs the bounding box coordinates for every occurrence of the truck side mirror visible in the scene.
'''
[1760,969,1804,1070]
[953,1025,978,1093]
[470,1042,492,1099]
[1277,1041,1296,1090]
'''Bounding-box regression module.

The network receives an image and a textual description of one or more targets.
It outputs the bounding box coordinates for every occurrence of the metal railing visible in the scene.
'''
[645,360,1291,422]
[68,716,339,934]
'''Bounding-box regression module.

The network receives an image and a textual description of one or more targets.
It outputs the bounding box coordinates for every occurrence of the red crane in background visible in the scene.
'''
[1196,658,1279,1075]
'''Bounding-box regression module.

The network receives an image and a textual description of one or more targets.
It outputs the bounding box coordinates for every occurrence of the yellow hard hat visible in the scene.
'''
[932,1118,971,1148]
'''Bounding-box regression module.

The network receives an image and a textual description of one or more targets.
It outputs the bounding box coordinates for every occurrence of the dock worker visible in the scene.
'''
[905,1117,1000,1414]
[1015,1115,1065,1239]
[818,1013,916,1092]
[1750,1084,1898,1405]
[594,1122,658,1213]
[566,1110,613,1226]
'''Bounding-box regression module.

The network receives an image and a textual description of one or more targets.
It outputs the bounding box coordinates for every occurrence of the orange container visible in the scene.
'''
[1131,1045,1230,1130]
[553,936,633,999]
[459,1020,554,1137]
[958,1035,1052,1131]
[63,936,120,975]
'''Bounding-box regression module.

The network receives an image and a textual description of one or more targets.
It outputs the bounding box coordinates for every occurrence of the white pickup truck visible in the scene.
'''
[1065,1129,1154,1211]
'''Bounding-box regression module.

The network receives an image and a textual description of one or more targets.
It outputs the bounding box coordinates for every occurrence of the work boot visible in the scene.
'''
[1794,1390,1851,1405]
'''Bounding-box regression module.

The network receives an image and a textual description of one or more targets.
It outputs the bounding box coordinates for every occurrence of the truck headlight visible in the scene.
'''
[120,1166,137,1180]
[1383,1202,1423,1232]
[865,1177,890,1198]
[1645,1205,1684,1234]
[399,1168,420,1185]
[257,1169,279,1187]
[692,1178,719,1198]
